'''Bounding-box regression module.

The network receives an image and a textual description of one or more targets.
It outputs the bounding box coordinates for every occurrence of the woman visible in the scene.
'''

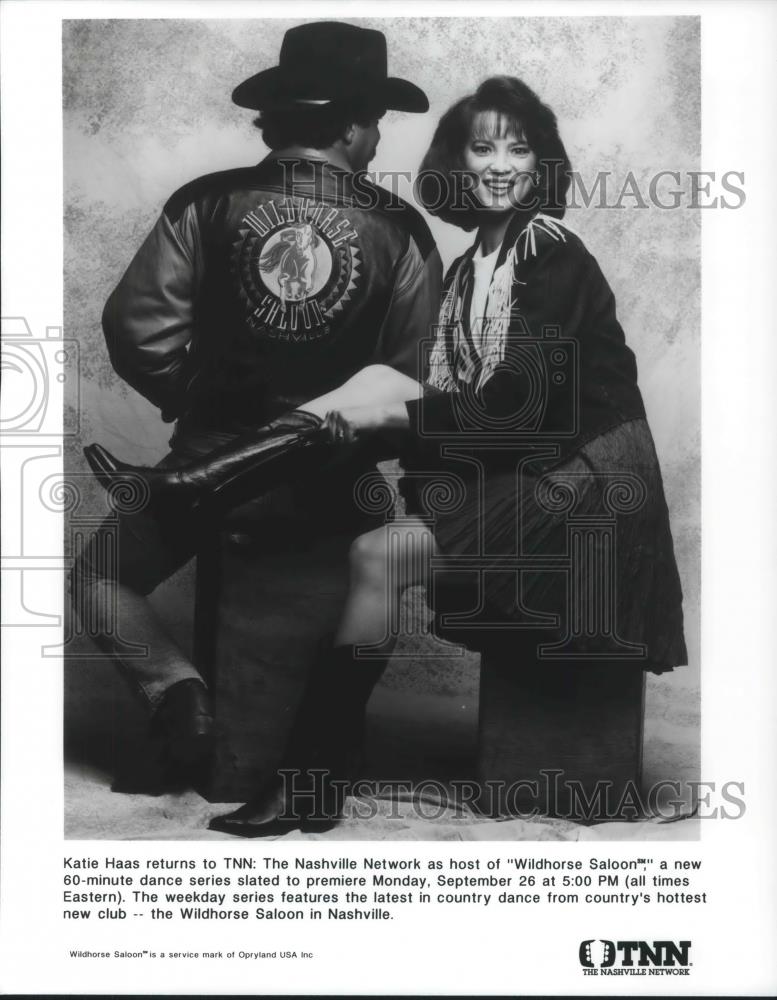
[87,77,687,836]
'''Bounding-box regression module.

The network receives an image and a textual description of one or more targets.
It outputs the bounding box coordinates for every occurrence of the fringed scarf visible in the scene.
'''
[428,213,570,393]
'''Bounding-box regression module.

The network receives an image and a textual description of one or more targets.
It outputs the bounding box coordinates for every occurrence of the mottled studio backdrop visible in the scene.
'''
[63,18,700,770]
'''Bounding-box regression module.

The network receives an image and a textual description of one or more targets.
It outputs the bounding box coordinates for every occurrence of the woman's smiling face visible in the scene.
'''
[463,110,538,213]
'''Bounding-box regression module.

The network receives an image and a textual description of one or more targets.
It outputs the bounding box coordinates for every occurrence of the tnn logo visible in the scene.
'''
[579,940,691,968]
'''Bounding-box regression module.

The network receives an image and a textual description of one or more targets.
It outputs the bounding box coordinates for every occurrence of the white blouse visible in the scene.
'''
[468,244,501,359]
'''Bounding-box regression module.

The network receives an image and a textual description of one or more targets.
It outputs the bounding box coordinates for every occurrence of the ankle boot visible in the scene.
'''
[208,644,389,838]
[83,409,329,518]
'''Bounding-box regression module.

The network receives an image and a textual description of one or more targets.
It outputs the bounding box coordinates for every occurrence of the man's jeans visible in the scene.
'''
[69,426,377,711]
[70,431,232,709]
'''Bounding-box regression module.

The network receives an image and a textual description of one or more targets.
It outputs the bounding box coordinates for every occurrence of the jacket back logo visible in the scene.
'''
[233,198,362,342]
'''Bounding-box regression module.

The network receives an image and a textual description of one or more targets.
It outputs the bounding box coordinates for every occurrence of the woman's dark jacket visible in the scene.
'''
[405,211,647,473]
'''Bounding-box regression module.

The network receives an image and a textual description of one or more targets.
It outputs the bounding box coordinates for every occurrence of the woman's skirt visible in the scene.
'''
[403,419,688,673]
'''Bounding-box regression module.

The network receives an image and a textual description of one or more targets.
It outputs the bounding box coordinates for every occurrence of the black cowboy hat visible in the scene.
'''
[232,21,428,113]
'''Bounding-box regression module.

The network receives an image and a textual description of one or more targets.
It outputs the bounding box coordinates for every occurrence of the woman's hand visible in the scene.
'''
[324,405,386,444]
[324,402,410,444]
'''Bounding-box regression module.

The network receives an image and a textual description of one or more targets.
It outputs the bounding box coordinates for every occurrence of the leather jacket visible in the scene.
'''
[102,154,442,437]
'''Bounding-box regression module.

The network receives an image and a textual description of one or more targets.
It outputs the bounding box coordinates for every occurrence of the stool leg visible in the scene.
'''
[193,530,222,689]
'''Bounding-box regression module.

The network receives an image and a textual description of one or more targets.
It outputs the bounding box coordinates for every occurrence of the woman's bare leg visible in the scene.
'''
[299,364,423,420]
[335,518,438,655]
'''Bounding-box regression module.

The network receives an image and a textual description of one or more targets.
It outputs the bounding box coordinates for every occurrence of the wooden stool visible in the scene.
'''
[477,647,645,821]
[192,524,353,802]
[193,531,647,820]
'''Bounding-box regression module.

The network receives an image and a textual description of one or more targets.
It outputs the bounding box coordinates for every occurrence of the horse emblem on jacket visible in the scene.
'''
[235,198,362,340]
[258,223,320,308]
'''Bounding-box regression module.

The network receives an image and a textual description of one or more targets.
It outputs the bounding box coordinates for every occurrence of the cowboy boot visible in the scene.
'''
[208,644,389,838]
[83,409,329,518]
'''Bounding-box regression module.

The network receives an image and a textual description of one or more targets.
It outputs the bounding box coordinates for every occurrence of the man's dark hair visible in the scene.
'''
[254,99,384,151]
[415,76,572,230]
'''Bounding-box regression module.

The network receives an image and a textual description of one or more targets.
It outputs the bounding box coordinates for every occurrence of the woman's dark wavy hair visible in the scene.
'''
[416,76,572,230]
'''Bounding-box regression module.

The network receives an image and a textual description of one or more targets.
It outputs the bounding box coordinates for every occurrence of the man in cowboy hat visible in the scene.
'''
[71,22,441,795]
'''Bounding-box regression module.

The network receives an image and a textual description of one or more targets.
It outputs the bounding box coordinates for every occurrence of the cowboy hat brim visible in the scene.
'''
[232,67,429,113]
